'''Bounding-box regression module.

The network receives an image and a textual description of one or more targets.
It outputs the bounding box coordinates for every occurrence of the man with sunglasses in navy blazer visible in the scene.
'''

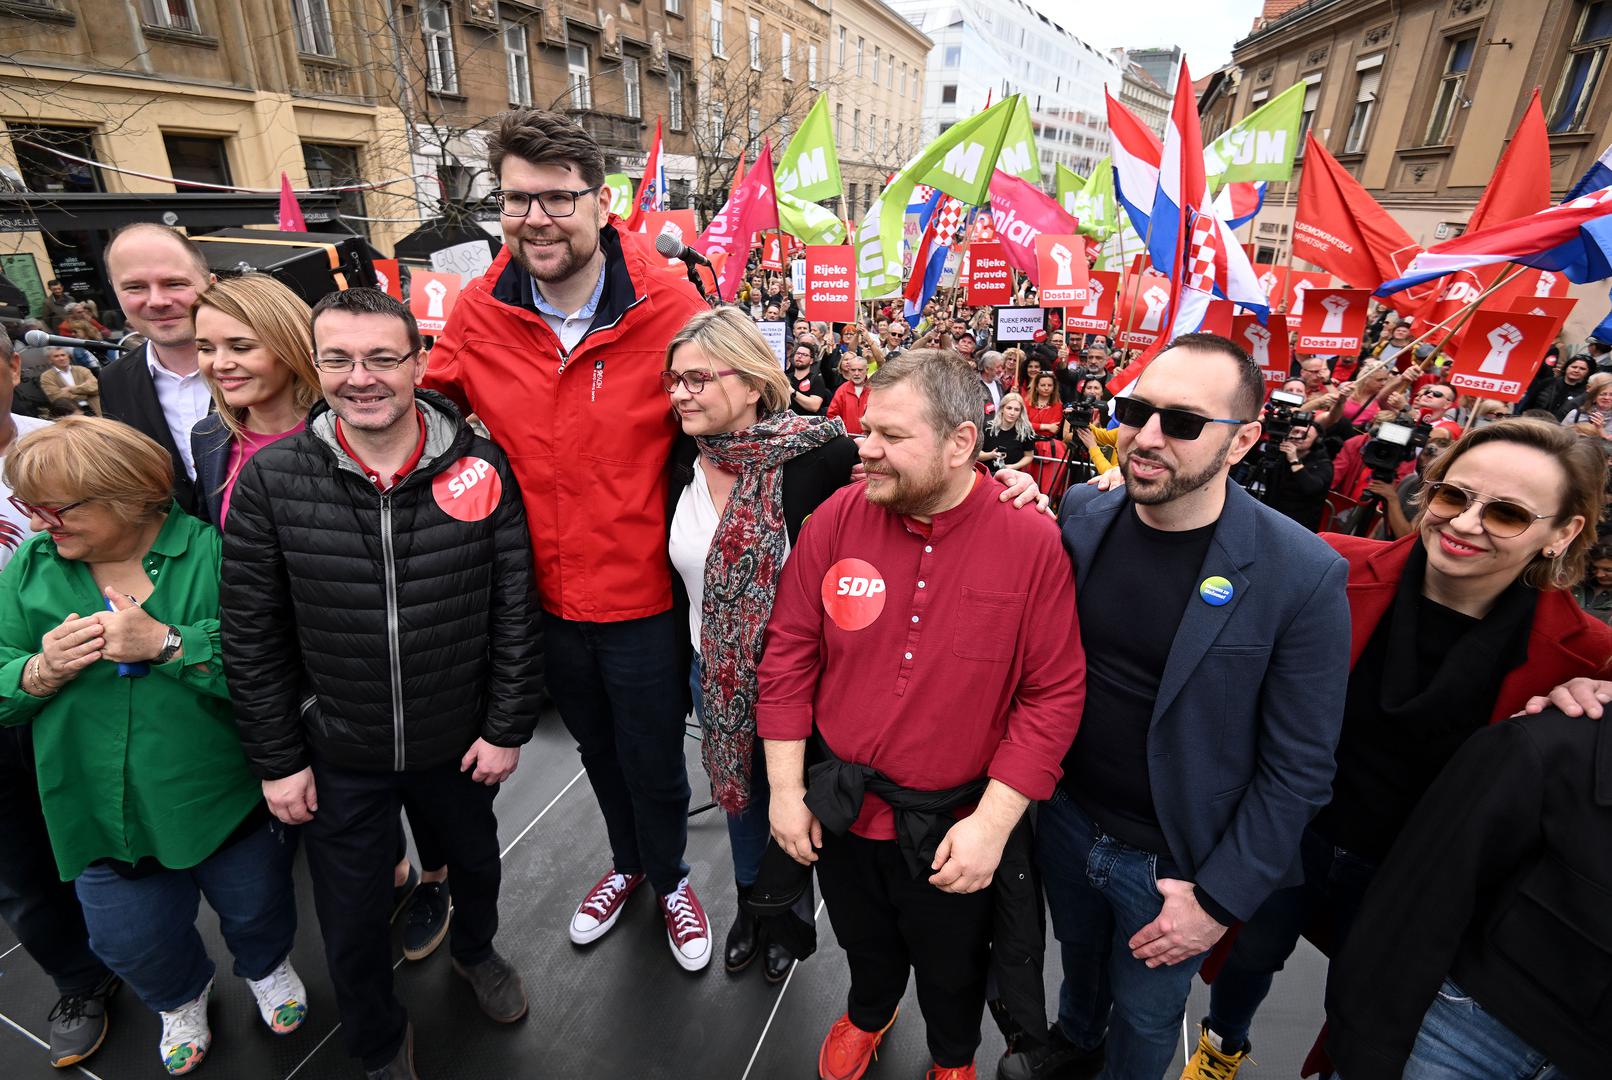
[1000,333,1351,1080]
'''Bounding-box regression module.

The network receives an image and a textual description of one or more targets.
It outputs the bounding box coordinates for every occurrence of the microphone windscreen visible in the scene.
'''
[654,232,684,259]
[23,330,48,348]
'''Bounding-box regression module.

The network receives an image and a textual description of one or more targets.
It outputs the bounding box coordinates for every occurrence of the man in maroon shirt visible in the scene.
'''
[757,350,1086,1080]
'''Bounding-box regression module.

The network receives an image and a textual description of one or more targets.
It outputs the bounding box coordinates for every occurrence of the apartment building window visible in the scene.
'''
[421,0,458,94]
[900,63,907,95]
[836,102,843,141]
[669,66,687,129]
[710,0,725,57]
[302,142,367,236]
[749,17,761,71]
[163,134,232,187]
[853,108,861,149]
[567,43,591,108]
[666,0,680,13]
[749,107,761,141]
[873,47,881,85]
[883,118,890,147]
[623,56,641,117]
[855,37,866,77]
[139,0,199,32]
[290,0,334,56]
[503,20,531,106]
[943,45,960,68]
[808,44,817,85]
[1550,0,1612,132]
[10,125,103,194]
[887,54,894,89]
[779,112,792,140]
[1343,58,1381,153]
[1295,77,1320,155]
[838,26,846,67]
[1425,35,1475,144]
[707,101,726,146]
[781,31,792,80]
[941,84,957,103]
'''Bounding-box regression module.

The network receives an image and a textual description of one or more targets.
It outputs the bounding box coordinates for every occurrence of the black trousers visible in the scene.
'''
[304,757,503,1069]
[0,725,110,997]
[815,829,994,1068]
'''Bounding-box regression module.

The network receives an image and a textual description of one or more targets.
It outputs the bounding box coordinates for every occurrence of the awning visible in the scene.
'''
[0,191,345,233]
[392,217,502,262]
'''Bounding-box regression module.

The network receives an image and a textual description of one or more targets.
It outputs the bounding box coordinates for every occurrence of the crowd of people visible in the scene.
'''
[0,107,1608,1080]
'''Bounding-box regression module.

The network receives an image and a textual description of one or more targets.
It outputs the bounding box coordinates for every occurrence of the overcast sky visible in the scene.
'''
[1022,0,1265,74]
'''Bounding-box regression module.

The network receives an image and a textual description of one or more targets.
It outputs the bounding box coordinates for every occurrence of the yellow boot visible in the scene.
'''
[1180,1022,1252,1080]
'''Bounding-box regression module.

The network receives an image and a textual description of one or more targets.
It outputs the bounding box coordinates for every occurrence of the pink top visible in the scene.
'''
[221,421,306,527]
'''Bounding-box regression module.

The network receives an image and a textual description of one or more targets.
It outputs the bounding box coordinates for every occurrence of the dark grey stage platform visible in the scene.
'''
[0,708,1330,1079]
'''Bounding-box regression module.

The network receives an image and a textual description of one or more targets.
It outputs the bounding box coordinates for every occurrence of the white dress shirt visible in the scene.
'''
[147,349,212,478]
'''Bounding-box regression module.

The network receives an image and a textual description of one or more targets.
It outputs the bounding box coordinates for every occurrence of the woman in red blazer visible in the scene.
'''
[1185,418,1612,1080]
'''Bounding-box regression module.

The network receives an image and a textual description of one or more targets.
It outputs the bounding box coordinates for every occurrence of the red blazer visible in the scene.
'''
[1323,532,1612,721]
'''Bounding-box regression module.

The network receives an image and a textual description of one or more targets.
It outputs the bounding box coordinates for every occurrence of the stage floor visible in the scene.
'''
[0,708,1330,1079]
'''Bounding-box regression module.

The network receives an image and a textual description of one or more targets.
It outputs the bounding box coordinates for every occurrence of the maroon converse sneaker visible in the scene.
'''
[569,870,644,945]
[658,877,712,971]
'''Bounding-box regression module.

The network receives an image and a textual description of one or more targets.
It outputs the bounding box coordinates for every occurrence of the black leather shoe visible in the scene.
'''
[997,1027,1104,1080]
[762,941,793,984]
[724,886,760,973]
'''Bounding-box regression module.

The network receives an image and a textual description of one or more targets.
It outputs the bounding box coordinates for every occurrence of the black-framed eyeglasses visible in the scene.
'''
[1421,481,1552,538]
[313,350,418,373]
[660,368,741,394]
[1112,396,1253,441]
[8,495,86,529]
[491,186,603,218]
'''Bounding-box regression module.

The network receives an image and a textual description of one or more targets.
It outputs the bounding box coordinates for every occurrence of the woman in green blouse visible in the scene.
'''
[0,417,307,1076]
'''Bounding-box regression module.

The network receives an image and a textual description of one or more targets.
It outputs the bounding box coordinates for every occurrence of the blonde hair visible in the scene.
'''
[1581,371,1612,407]
[193,275,321,441]
[5,417,173,524]
[990,392,1036,440]
[665,306,792,414]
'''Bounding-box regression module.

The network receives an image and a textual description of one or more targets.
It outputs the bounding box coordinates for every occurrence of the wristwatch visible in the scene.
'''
[154,625,183,665]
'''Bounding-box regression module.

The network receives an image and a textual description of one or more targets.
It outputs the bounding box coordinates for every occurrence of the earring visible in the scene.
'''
[1544,549,1558,559]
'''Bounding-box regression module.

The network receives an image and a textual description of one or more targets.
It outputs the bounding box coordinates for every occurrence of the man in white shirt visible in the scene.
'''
[0,331,122,1071]
[96,223,215,515]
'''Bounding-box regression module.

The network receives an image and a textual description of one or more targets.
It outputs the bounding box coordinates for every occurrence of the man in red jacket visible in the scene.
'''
[425,110,715,972]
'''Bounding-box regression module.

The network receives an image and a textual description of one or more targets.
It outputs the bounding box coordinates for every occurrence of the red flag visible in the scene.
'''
[730,153,746,200]
[626,117,664,232]
[277,172,307,232]
[695,139,780,302]
[1416,89,1553,340]
[1293,134,1429,314]
[987,170,1080,285]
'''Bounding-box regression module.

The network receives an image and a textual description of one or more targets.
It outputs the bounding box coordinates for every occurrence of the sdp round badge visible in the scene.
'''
[1199,576,1234,606]
[822,558,887,631]
[432,456,502,522]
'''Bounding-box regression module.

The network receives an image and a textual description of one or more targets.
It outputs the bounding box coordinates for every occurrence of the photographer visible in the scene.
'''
[1367,422,1460,539]
[1263,422,1333,532]
[1067,378,1117,474]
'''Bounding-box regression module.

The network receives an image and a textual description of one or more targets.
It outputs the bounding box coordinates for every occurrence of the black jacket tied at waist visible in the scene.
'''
[751,736,1049,1049]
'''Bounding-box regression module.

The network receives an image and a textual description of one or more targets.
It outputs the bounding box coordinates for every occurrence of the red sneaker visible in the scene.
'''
[658,877,712,971]
[569,870,644,945]
[927,1065,977,1080]
[817,1009,898,1080]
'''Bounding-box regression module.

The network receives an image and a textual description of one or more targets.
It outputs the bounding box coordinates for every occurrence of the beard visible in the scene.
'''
[508,226,596,283]
[1121,437,1234,506]
[864,457,949,517]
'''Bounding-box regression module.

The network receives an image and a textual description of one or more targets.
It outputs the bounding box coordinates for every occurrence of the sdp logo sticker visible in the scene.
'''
[432,456,502,522]
[822,558,886,631]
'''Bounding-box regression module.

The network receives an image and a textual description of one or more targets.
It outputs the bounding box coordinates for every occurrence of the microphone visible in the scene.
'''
[655,231,713,268]
[22,330,123,354]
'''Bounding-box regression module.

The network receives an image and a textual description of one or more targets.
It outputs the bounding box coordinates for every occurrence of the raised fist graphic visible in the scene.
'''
[1319,293,1350,334]
[1479,322,1524,375]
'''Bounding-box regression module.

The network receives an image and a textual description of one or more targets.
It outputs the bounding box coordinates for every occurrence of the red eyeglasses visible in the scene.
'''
[8,495,87,529]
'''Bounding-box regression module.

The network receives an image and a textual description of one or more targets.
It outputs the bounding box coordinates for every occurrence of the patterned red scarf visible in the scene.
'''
[698,411,846,813]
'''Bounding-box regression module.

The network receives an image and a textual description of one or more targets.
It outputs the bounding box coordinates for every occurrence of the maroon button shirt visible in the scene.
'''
[757,467,1087,839]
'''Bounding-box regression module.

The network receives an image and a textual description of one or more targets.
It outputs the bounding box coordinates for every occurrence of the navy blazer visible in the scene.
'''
[188,412,232,528]
[99,343,202,516]
[1058,479,1351,921]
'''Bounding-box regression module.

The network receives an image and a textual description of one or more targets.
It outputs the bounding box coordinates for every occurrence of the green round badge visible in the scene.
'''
[1199,576,1234,606]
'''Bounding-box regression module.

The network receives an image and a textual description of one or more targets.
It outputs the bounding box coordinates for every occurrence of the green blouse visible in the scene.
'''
[0,506,260,881]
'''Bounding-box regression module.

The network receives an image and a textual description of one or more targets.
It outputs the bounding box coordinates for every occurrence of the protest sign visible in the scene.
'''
[995,307,1045,341]
[409,270,461,334]
[1449,310,1558,402]
[1234,313,1292,387]
[1064,270,1120,332]
[803,246,857,322]
[966,241,1013,305]
[757,321,787,366]
[1294,287,1371,353]
[372,258,402,300]
[1035,234,1089,304]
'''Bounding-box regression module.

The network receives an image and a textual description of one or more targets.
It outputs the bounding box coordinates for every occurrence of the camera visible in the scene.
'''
[1261,390,1315,446]
[1360,418,1432,485]
[1064,396,1100,431]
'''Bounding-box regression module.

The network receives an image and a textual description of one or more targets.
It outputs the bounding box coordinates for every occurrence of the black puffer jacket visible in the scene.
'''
[221,390,542,779]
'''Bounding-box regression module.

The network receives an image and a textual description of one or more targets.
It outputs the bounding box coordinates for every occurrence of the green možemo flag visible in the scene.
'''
[604,174,635,219]
[1204,82,1305,188]
[776,95,843,203]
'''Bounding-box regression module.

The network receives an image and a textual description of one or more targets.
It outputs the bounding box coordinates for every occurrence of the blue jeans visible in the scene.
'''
[545,610,691,895]
[1040,790,1206,1080]
[691,653,770,887]
[1400,979,1560,1080]
[1207,826,1378,1049]
[73,816,298,1012]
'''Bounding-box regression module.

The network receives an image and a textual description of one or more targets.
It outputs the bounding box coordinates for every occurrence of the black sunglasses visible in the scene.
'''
[1112,396,1253,441]
[1421,482,1551,538]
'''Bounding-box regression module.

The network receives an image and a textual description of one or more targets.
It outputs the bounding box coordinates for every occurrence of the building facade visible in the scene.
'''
[1220,0,1612,341]
[1125,45,1183,97]
[1114,52,1170,139]
[821,0,930,221]
[891,0,1120,185]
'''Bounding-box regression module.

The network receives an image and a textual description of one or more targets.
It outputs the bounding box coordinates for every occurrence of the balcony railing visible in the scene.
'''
[565,109,642,149]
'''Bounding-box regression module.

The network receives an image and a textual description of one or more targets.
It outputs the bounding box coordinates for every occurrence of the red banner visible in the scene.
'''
[1064,269,1120,332]
[803,245,857,322]
[1449,310,1559,402]
[1234,313,1292,387]
[1117,269,1172,348]
[643,209,699,253]
[695,139,780,301]
[966,241,1013,306]
[373,258,401,300]
[1506,296,1578,340]
[1294,287,1371,354]
[760,231,784,270]
[409,270,461,335]
[1035,234,1089,305]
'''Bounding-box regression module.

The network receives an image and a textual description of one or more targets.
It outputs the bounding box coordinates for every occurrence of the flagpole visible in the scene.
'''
[1117,213,1158,357]
[1397,264,1530,356]
[1277,179,1297,312]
